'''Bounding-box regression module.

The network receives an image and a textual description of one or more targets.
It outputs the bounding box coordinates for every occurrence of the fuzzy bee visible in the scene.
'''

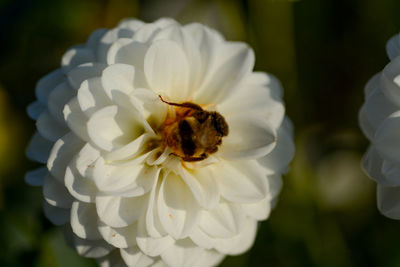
[159,96,229,162]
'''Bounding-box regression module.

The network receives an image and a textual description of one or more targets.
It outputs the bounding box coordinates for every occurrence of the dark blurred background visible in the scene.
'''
[1,0,400,266]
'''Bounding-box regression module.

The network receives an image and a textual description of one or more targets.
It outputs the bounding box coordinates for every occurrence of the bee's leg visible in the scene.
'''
[159,95,202,110]
[182,153,208,162]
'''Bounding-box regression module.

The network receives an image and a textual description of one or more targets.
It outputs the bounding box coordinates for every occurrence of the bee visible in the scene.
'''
[159,96,229,162]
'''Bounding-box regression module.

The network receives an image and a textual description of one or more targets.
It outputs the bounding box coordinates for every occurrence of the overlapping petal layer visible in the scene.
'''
[360,33,400,219]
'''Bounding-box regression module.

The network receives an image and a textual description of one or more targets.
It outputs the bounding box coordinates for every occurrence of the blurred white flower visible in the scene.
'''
[360,34,400,219]
[26,18,294,267]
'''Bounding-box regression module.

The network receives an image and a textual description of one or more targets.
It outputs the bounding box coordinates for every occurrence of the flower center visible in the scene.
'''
[158,96,229,162]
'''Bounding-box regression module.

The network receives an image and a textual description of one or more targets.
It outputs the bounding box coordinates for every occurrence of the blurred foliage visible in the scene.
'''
[1,0,400,266]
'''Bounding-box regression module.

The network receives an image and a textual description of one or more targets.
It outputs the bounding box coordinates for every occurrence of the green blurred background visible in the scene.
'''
[1,0,400,266]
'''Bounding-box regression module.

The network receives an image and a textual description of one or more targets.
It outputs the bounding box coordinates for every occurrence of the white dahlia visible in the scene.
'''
[360,34,400,219]
[26,18,295,266]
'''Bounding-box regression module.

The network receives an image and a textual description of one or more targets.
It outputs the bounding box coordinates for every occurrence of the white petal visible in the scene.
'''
[67,62,106,90]
[74,142,100,177]
[145,179,167,238]
[73,234,114,258]
[43,174,74,208]
[120,246,155,267]
[136,215,174,257]
[87,105,144,151]
[107,38,148,71]
[43,201,70,225]
[242,196,271,221]
[387,34,400,60]
[198,202,245,238]
[85,28,107,52]
[157,172,200,239]
[35,69,64,104]
[25,167,47,186]
[362,146,386,184]
[381,160,400,186]
[214,160,268,203]
[62,46,95,73]
[218,218,257,255]
[27,101,46,120]
[71,201,102,240]
[364,73,381,98]
[218,82,284,129]
[160,239,203,267]
[195,42,255,104]
[152,25,202,90]
[192,250,225,267]
[381,57,400,106]
[77,77,112,117]
[64,97,90,141]
[178,166,219,209]
[104,133,155,162]
[98,221,138,248]
[375,110,400,163]
[47,82,76,124]
[47,132,85,183]
[364,87,398,131]
[36,111,68,142]
[377,184,400,219]
[93,158,159,197]
[96,195,148,228]
[26,132,53,164]
[65,163,97,203]
[359,105,375,140]
[219,114,277,160]
[257,121,295,174]
[144,40,190,101]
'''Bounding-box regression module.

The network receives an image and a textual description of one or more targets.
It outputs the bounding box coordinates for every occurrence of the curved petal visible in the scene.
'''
[242,196,271,221]
[71,201,102,240]
[136,215,174,257]
[47,132,85,183]
[375,110,400,163]
[35,69,64,104]
[257,120,295,174]
[120,246,155,267]
[27,101,46,120]
[77,77,112,117]
[144,40,190,101]
[43,174,74,208]
[25,167,47,186]
[64,97,90,141]
[73,234,114,258]
[194,42,255,104]
[178,166,219,209]
[62,46,95,73]
[381,57,400,107]
[47,82,76,124]
[36,111,68,142]
[219,114,277,160]
[67,62,106,90]
[98,221,138,248]
[198,201,245,238]
[96,194,148,228]
[213,160,268,203]
[160,239,204,267]
[26,132,53,164]
[43,201,70,225]
[387,34,400,60]
[377,184,400,220]
[93,158,159,197]
[107,38,148,71]
[157,172,200,239]
[65,163,97,203]
[87,105,145,151]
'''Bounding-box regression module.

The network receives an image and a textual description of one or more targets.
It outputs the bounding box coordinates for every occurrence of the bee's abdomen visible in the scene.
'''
[178,120,196,156]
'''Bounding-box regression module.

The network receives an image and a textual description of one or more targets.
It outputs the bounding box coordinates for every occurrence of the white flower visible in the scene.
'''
[26,18,295,267]
[360,34,400,219]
